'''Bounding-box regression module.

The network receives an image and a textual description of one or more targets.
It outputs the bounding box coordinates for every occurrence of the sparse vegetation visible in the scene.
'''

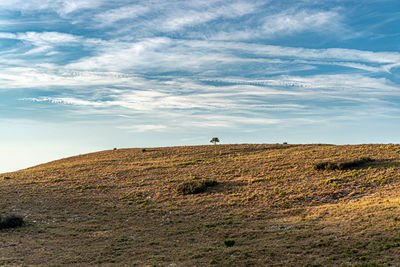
[1,144,400,265]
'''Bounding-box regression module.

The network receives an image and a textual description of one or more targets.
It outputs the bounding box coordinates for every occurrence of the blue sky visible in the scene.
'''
[1,0,400,173]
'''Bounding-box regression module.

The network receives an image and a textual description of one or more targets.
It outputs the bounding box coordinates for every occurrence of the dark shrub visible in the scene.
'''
[336,157,374,170]
[314,157,374,171]
[224,239,235,247]
[176,179,218,195]
[0,214,24,229]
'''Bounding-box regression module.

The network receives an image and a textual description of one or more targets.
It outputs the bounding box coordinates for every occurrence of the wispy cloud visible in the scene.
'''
[25,97,109,107]
[263,9,342,35]
[0,0,105,15]
[93,4,150,27]
[60,37,400,78]
[212,8,346,40]
[117,124,167,133]
[0,67,149,89]
[158,1,258,32]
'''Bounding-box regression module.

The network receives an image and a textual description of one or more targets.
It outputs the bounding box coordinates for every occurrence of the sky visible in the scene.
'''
[1,0,400,173]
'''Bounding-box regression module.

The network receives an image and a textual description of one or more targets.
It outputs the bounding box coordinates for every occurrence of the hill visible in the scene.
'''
[1,144,400,266]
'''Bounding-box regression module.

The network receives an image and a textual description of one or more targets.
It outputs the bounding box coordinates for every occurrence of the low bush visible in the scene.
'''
[224,239,235,247]
[314,157,374,171]
[0,214,24,229]
[176,179,218,195]
[324,177,343,186]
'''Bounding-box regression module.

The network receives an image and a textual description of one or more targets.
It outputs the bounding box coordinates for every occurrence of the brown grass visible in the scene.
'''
[1,144,400,266]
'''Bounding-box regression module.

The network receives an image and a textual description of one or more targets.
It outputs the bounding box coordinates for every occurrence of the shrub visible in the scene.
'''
[0,214,24,229]
[314,157,374,171]
[176,179,218,195]
[324,177,343,186]
[224,239,235,247]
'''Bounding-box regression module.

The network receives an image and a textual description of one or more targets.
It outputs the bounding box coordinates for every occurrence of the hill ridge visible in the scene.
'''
[1,143,400,266]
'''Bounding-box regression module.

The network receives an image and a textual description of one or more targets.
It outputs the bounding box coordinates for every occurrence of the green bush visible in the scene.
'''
[314,157,374,171]
[176,179,218,195]
[0,214,24,229]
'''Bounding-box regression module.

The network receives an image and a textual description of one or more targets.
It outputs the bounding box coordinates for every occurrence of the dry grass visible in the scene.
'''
[1,144,400,266]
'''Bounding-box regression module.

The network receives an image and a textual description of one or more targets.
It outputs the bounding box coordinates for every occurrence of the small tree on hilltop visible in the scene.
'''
[210,137,220,145]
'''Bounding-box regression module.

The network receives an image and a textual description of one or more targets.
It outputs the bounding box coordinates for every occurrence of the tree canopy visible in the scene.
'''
[210,137,220,145]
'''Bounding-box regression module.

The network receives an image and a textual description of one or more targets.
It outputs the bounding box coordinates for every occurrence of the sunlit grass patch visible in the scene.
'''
[324,177,344,186]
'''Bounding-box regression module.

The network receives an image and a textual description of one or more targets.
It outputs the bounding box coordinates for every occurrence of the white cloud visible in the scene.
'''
[206,74,398,93]
[261,9,341,36]
[0,31,82,57]
[24,45,53,55]
[211,8,346,40]
[0,32,17,39]
[4,32,396,73]
[159,1,257,31]
[184,40,400,64]
[62,37,400,77]
[0,67,149,89]
[66,37,173,71]
[17,31,81,45]
[60,0,104,14]
[0,0,105,15]
[26,97,110,107]
[117,124,167,133]
[94,4,150,27]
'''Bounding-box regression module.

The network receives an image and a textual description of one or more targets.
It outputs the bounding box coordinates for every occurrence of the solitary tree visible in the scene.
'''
[210,137,220,145]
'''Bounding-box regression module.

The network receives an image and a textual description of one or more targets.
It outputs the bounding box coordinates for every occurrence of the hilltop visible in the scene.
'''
[1,144,400,266]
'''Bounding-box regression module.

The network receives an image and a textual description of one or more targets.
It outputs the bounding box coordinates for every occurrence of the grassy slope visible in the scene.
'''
[1,144,400,266]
